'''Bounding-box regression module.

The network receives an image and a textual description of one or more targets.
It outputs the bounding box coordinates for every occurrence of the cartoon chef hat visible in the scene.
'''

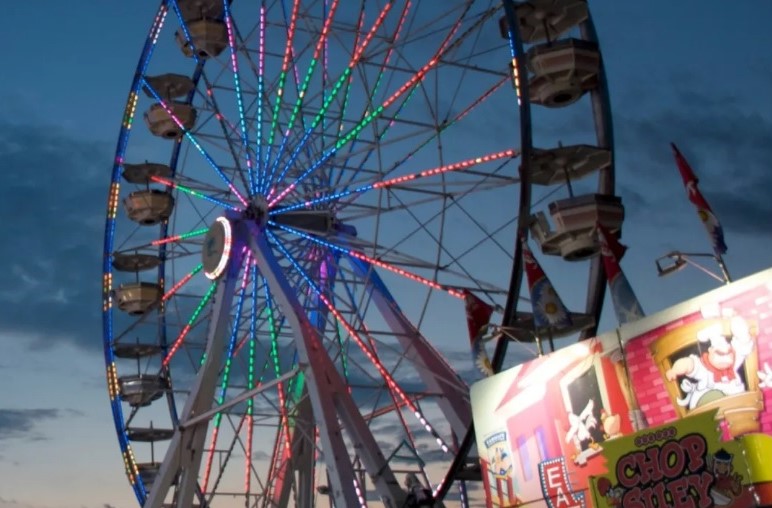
[714,448,733,463]
[697,323,730,350]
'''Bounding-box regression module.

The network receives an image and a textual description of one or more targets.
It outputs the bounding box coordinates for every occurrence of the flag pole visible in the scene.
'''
[715,253,731,284]
[670,142,732,284]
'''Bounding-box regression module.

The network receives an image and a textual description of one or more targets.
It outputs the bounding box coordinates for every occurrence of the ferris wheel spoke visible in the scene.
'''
[277,148,518,213]
[323,73,510,209]
[347,255,471,437]
[149,175,240,210]
[270,222,464,299]
[142,78,249,208]
[161,282,216,368]
[346,320,431,488]
[254,4,267,191]
[264,0,341,187]
[266,6,473,208]
[320,0,414,195]
[249,227,407,507]
[168,2,257,196]
[222,0,258,196]
[198,72,255,192]
[266,1,395,200]
[361,172,518,295]
[336,179,515,223]
[161,263,204,303]
[263,0,301,185]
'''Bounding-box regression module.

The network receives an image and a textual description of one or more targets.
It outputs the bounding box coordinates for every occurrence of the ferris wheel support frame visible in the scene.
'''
[267,392,315,508]
[246,223,408,508]
[145,244,245,508]
[347,255,472,439]
[145,217,410,507]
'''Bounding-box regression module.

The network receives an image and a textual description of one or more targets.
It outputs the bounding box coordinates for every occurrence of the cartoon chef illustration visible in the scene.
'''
[666,315,754,409]
[707,448,743,505]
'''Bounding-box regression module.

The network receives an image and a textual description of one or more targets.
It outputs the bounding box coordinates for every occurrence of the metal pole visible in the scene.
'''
[715,253,732,284]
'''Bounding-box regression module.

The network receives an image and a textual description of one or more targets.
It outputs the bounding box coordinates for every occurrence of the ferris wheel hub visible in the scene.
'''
[245,195,270,227]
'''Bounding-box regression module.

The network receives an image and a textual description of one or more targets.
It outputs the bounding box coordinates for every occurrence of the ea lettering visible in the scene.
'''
[615,432,713,508]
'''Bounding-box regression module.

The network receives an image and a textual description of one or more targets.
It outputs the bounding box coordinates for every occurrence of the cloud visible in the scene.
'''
[0,498,35,508]
[0,409,62,442]
[618,86,772,236]
[614,87,772,236]
[251,450,270,461]
[537,83,772,237]
[0,116,111,350]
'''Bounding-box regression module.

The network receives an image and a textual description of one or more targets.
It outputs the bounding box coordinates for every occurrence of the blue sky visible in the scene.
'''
[0,1,771,507]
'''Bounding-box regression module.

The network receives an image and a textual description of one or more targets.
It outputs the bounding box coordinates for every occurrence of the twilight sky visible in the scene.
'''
[0,1,771,507]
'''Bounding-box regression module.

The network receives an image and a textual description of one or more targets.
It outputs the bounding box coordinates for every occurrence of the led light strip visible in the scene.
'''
[277,148,518,212]
[270,221,464,298]
[204,217,234,280]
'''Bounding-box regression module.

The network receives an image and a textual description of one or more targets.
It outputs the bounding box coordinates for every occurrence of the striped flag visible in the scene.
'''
[671,143,728,255]
[596,222,645,324]
[462,290,495,376]
[522,240,572,330]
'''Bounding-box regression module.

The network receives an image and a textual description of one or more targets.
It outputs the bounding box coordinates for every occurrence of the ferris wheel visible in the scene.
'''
[101,0,618,506]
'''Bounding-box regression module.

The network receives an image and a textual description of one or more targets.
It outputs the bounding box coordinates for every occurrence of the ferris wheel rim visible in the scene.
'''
[97,0,615,506]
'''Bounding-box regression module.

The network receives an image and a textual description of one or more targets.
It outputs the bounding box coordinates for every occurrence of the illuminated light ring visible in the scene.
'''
[203,217,234,280]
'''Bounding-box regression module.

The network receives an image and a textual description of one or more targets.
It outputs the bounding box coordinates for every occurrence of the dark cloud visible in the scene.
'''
[0,498,35,508]
[615,87,772,235]
[537,83,772,237]
[0,408,62,442]
[0,116,110,349]
[251,450,270,461]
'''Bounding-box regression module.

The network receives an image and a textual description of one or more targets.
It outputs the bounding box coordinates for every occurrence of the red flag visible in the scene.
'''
[595,222,626,280]
[596,223,644,324]
[671,143,728,255]
[463,290,493,341]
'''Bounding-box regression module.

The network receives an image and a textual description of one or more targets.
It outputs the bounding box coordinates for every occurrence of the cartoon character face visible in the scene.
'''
[707,335,735,370]
[714,460,732,476]
[490,446,512,477]
[602,412,621,437]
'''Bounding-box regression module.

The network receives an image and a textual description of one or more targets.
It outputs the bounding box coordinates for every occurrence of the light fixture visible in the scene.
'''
[655,251,727,284]
[655,252,688,277]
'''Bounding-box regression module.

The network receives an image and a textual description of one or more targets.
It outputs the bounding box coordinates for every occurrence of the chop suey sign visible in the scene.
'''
[591,411,750,508]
